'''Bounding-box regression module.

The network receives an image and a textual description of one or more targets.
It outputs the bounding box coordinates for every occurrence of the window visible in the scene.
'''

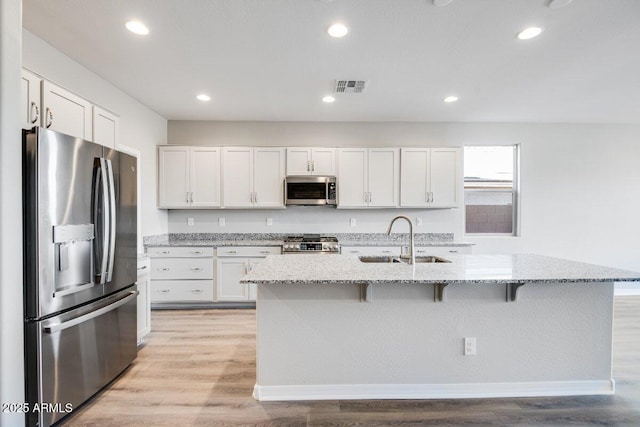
[464,146,518,235]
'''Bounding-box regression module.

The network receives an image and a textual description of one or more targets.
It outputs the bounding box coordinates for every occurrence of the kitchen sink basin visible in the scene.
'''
[359,255,451,264]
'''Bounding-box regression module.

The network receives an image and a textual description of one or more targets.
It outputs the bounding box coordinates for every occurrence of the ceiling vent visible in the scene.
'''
[335,80,368,94]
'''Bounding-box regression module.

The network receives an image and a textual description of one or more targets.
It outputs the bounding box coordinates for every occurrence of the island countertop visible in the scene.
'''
[241,253,640,285]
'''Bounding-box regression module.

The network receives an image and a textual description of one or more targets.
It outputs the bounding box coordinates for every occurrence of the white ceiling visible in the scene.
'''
[22,0,640,123]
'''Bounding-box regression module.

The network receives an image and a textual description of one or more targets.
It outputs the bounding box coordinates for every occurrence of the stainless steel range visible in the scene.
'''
[283,234,340,254]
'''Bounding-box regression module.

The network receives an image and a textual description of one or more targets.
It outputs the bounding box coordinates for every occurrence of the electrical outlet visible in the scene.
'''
[266,217,273,226]
[187,217,195,226]
[218,217,226,227]
[350,218,357,227]
[416,218,423,226]
[464,337,477,356]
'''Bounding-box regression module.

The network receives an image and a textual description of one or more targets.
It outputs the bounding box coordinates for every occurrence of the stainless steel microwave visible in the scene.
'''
[285,176,337,206]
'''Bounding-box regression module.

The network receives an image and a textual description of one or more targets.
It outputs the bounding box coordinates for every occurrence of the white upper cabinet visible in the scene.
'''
[223,147,254,208]
[191,147,222,207]
[400,147,462,208]
[223,147,285,208]
[92,106,119,149]
[21,69,42,130]
[286,147,336,176]
[338,148,399,208]
[42,80,93,140]
[158,146,221,208]
[254,147,286,208]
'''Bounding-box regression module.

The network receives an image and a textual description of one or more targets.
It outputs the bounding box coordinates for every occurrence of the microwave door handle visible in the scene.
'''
[105,159,117,282]
[94,158,110,284]
[326,179,330,205]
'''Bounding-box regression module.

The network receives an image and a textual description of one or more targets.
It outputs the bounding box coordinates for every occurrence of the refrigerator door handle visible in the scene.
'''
[43,291,137,334]
[105,159,117,282]
[94,158,110,284]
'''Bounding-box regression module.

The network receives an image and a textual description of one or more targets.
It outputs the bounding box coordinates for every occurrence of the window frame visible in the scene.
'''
[463,144,520,237]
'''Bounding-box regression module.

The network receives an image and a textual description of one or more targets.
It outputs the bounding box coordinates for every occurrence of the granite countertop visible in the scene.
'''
[240,253,640,285]
[143,233,473,248]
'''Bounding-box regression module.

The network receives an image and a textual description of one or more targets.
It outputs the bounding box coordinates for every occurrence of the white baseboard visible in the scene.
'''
[253,380,615,401]
[615,289,640,296]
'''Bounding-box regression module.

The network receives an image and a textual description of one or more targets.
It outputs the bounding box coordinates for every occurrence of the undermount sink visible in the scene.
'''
[359,255,451,264]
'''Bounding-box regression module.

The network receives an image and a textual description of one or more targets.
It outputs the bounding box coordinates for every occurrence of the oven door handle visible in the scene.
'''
[43,291,137,334]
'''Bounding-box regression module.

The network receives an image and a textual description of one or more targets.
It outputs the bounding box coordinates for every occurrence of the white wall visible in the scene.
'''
[0,0,24,424]
[23,30,168,242]
[168,121,640,276]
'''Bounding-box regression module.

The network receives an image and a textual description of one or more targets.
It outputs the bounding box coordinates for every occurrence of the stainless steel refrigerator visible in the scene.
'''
[23,127,138,427]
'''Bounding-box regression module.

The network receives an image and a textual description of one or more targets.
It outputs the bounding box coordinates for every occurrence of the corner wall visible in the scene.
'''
[0,0,24,424]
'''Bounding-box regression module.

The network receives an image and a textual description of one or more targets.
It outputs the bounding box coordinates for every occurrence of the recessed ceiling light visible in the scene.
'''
[517,26,543,40]
[125,20,149,35]
[433,0,454,6]
[322,95,336,103]
[443,96,458,103]
[196,94,211,102]
[327,23,349,38]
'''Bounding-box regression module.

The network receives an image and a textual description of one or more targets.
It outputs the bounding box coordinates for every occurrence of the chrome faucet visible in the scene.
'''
[386,215,415,265]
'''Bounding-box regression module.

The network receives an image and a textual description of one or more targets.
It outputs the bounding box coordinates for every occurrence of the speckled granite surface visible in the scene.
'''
[240,254,640,285]
[143,233,473,248]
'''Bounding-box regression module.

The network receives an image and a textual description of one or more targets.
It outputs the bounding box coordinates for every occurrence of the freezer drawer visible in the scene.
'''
[25,288,137,427]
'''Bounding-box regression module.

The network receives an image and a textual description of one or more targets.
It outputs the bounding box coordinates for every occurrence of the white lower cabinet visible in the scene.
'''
[216,246,280,301]
[136,256,151,345]
[148,246,215,303]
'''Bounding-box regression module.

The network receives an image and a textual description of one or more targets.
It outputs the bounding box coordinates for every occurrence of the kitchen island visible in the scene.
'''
[242,254,640,401]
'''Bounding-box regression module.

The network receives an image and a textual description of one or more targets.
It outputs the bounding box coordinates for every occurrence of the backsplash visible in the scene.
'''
[167,207,464,237]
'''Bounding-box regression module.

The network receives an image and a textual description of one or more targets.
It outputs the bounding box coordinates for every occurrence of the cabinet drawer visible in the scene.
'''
[341,246,401,256]
[151,258,213,280]
[415,246,472,256]
[147,246,214,258]
[137,256,151,278]
[216,246,281,257]
[150,280,214,302]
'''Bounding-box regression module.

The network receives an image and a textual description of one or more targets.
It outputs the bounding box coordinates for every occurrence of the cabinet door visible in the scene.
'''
[41,81,92,140]
[337,148,368,207]
[311,148,336,175]
[223,147,254,208]
[247,258,264,301]
[400,148,430,207]
[429,148,462,208]
[368,148,400,207]
[216,258,249,301]
[158,146,190,208]
[21,69,41,130]
[92,106,119,149]
[191,147,221,207]
[136,274,150,343]
[286,148,312,175]
[254,147,286,207]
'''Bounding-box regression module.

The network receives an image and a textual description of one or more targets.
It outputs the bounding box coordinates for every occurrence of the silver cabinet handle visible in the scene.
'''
[369,192,372,203]
[186,192,190,203]
[160,267,170,271]
[449,250,459,253]
[161,250,170,254]
[45,108,53,128]
[191,267,203,271]
[312,160,315,172]
[254,192,258,203]
[159,289,170,293]
[192,250,202,254]
[227,250,238,254]
[417,250,426,253]
[382,250,391,253]
[430,192,434,203]
[190,192,194,203]
[349,250,360,253]
[364,192,368,203]
[307,160,311,172]
[259,250,271,254]
[30,102,39,124]
[191,289,203,294]
[137,265,148,271]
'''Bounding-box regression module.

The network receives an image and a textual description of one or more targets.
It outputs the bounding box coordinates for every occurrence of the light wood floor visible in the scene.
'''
[62,297,640,426]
